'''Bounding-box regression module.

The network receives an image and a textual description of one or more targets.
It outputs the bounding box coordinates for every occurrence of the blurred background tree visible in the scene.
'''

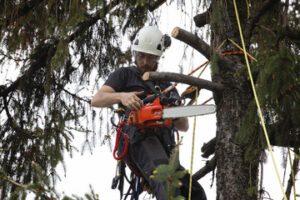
[0,0,299,199]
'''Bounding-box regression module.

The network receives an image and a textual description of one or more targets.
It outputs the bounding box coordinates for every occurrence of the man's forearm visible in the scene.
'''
[91,92,123,108]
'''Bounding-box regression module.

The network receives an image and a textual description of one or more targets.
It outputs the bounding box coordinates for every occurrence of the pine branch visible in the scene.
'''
[171,27,211,60]
[0,41,58,98]
[54,82,91,104]
[68,0,120,42]
[142,72,225,94]
[0,0,45,32]
[244,0,280,39]
[192,156,216,181]
[193,6,211,28]
[0,1,120,99]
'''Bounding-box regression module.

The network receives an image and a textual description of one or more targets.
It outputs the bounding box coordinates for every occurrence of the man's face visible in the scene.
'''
[135,52,160,74]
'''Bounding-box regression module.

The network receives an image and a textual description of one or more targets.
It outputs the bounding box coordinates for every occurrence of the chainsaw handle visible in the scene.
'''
[143,95,157,104]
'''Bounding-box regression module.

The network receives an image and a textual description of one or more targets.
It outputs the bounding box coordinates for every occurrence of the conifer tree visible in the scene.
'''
[0,0,299,200]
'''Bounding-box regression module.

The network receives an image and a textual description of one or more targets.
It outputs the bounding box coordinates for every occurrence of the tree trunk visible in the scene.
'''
[211,1,259,199]
[215,87,258,200]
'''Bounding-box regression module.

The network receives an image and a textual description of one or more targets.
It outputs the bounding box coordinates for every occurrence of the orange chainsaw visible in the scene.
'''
[127,94,215,129]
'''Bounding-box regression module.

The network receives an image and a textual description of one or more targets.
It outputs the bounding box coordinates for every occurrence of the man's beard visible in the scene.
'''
[143,63,158,72]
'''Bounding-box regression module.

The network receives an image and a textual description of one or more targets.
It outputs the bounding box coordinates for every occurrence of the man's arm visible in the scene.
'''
[92,85,188,131]
[91,85,144,111]
[174,117,189,132]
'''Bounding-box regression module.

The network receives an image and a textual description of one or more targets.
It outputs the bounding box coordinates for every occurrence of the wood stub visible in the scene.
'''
[201,137,216,158]
[171,27,180,38]
[170,27,211,59]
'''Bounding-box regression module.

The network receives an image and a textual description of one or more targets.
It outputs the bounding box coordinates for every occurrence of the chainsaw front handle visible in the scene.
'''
[142,94,157,104]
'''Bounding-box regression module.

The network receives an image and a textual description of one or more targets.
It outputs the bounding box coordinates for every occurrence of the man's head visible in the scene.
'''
[131,26,171,74]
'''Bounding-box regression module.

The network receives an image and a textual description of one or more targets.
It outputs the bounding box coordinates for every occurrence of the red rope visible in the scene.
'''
[113,121,129,160]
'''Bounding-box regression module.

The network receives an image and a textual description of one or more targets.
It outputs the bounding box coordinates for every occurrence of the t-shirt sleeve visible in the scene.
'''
[104,67,126,92]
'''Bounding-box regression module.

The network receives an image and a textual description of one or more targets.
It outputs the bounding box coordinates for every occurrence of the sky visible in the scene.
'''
[0,1,299,200]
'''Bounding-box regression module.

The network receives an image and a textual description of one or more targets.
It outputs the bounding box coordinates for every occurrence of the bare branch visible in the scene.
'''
[171,27,211,60]
[193,156,217,180]
[142,72,225,93]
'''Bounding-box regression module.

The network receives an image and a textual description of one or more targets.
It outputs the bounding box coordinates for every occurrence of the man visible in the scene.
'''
[91,26,206,200]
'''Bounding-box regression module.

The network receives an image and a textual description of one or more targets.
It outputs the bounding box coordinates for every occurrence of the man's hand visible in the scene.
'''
[91,86,144,109]
[120,91,144,111]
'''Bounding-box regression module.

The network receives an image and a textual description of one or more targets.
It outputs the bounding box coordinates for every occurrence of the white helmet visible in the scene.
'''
[131,26,168,56]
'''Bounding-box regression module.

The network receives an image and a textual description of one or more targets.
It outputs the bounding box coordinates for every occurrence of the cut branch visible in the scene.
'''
[142,72,225,93]
[193,7,211,28]
[201,137,216,158]
[171,27,211,60]
[193,156,217,181]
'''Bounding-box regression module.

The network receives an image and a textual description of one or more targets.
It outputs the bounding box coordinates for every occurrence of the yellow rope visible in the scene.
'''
[188,63,209,200]
[216,39,227,51]
[245,0,250,18]
[232,1,287,199]
[287,148,297,200]
[188,88,198,200]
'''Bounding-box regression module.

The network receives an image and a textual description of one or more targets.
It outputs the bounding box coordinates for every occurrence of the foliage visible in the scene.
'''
[150,145,186,200]
[236,0,300,163]
[0,0,155,198]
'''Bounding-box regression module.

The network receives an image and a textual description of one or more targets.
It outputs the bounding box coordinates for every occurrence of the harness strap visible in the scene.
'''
[113,121,129,160]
